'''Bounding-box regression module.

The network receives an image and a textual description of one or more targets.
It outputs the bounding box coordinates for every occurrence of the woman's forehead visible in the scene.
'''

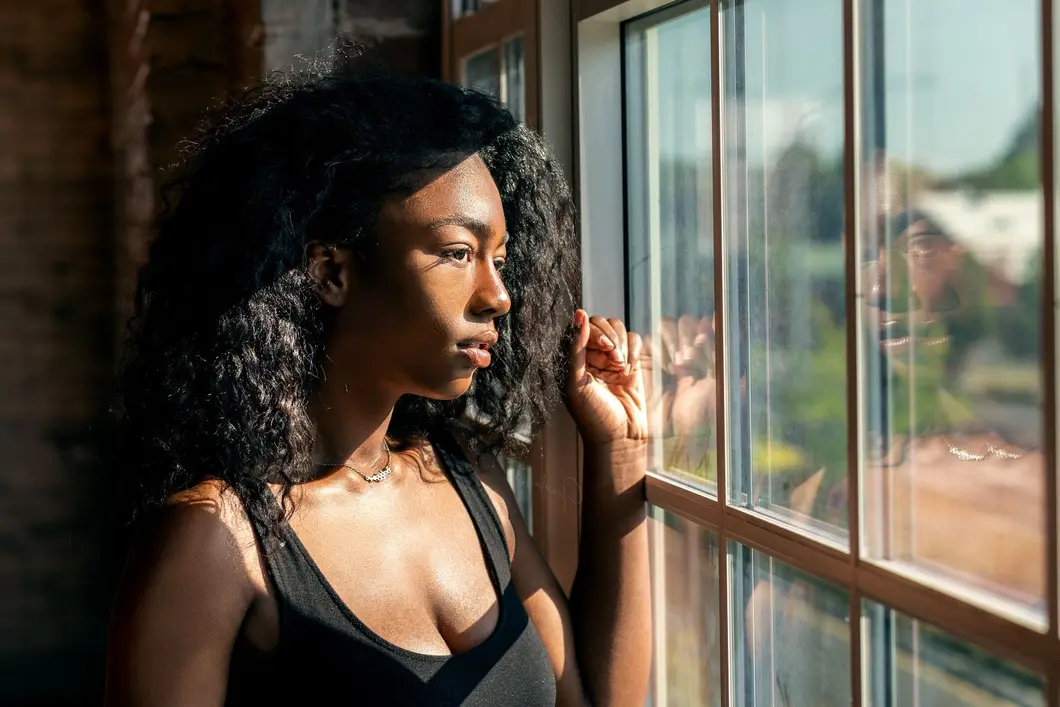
[382,155,505,231]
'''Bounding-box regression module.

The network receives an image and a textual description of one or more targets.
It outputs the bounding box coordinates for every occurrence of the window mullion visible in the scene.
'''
[1039,0,1059,673]
[709,0,731,704]
[844,0,864,704]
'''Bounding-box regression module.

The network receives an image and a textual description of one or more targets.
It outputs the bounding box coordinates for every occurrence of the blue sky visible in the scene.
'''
[649,0,1042,176]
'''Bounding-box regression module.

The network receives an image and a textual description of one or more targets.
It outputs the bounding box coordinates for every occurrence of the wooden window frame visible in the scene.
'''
[570,0,1060,704]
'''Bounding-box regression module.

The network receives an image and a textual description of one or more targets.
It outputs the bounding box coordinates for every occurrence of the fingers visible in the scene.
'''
[567,309,591,387]
[581,315,645,381]
[588,315,625,368]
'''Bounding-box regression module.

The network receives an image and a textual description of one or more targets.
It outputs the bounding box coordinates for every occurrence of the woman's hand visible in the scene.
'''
[565,310,648,445]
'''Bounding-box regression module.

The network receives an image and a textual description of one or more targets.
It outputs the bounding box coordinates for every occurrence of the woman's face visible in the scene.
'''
[326,154,511,400]
[861,214,966,357]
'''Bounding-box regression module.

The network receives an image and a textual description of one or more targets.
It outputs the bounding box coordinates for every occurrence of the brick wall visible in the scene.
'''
[0,0,438,703]
[0,0,115,700]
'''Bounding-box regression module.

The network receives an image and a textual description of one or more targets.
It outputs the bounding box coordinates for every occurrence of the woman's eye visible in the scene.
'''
[444,247,472,262]
[493,258,506,271]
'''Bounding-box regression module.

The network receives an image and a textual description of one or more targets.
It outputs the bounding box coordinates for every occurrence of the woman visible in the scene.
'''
[105,65,651,706]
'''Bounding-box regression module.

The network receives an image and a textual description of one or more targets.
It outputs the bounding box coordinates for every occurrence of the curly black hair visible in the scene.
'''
[116,61,578,542]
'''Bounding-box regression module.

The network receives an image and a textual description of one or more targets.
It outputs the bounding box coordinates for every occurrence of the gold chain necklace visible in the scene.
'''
[317,441,393,482]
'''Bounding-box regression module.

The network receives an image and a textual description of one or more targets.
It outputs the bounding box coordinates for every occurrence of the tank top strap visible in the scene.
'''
[239,486,318,612]
[430,430,512,590]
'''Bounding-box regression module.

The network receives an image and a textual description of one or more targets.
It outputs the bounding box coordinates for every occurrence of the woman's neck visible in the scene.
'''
[309,362,400,478]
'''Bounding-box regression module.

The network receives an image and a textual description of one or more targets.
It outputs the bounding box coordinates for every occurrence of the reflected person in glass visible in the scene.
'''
[858,156,1045,609]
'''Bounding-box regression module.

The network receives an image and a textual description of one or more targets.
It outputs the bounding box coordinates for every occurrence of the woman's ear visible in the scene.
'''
[306,241,353,307]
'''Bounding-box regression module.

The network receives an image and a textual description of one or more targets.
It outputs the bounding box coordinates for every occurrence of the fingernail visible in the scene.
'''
[572,310,584,327]
[598,334,614,349]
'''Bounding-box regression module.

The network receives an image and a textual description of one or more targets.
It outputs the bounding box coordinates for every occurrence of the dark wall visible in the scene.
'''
[0,0,115,699]
[0,0,440,702]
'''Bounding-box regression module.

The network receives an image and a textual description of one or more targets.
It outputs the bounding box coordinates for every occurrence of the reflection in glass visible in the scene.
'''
[721,0,848,539]
[864,601,1045,706]
[649,508,721,707]
[729,542,851,705]
[624,2,716,492]
[858,0,1045,621]
[463,47,501,101]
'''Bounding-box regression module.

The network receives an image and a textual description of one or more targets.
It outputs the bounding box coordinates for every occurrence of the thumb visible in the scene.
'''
[568,309,591,388]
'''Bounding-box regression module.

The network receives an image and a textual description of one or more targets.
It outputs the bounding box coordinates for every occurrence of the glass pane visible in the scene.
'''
[864,600,1045,706]
[624,2,716,493]
[502,35,526,123]
[729,541,851,705]
[721,0,848,541]
[858,0,1045,622]
[504,456,532,531]
[648,508,721,707]
[452,0,481,19]
[463,47,501,100]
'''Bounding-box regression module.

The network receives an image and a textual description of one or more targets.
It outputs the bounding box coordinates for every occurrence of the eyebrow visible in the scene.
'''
[428,215,508,245]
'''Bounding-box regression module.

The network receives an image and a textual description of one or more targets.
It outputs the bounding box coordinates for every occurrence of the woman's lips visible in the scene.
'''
[458,345,492,369]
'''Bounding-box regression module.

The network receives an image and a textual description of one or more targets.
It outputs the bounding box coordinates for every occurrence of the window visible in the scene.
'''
[625,1,716,494]
[444,0,538,127]
[450,0,501,20]
[504,432,533,530]
[650,508,721,706]
[461,37,526,123]
[722,0,848,544]
[858,0,1047,625]
[577,0,1058,703]
[730,542,851,705]
[863,601,1046,706]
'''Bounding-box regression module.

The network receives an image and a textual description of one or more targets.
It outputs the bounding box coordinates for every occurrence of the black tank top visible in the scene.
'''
[225,434,557,706]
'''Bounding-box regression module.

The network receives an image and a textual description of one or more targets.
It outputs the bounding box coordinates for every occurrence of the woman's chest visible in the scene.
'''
[243,477,503,656]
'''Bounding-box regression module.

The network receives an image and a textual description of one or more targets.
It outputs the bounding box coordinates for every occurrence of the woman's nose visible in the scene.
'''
[472,263,511,318]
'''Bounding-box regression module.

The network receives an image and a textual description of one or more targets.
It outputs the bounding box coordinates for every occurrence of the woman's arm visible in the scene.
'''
[562,312,652,705]
[477,311,652,707]
[105,483,255,707]
[567,440,651,707]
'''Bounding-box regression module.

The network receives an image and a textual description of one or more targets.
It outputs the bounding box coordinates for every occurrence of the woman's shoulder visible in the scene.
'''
[124,479,265,604]
[163,479,259,553]
[106,480,265,704]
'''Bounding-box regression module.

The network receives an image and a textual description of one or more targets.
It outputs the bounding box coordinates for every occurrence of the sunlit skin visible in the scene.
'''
[105,155,652,707]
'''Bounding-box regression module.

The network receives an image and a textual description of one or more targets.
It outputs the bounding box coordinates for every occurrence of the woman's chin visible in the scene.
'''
[424,374,476,401]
